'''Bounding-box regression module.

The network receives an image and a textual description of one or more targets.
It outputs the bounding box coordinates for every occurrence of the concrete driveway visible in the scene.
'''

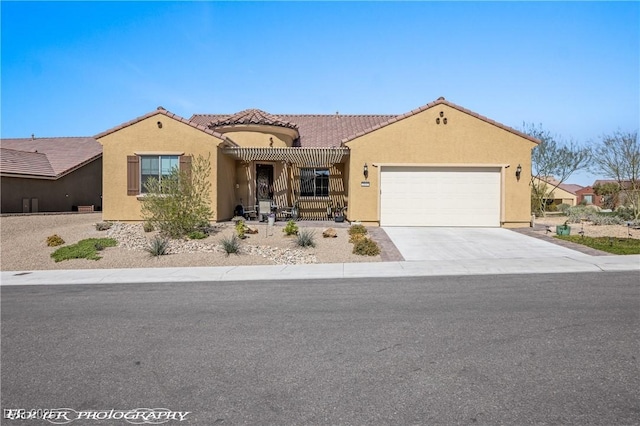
[383,227,590,261]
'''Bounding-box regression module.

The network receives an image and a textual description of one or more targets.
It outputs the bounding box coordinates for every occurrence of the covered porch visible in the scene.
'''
[223,146,350,221]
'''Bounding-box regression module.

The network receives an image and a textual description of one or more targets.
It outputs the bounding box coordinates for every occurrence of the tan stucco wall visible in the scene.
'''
[345,105,536,227]
[221,129,294,148]
[98,113,226,221]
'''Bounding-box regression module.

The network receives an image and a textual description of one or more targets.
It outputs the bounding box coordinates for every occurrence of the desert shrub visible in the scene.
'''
[188,230,207,240]
[545,203,558,212]
[51,238,117,262]
[221,234,241,255]
[95,221,112,231]
[348,224,367,236]
[349,233,367,244]
[235,220,247,239]
[145,236,169,257]
[143,221,154,232]
[283,220,299,236]
[566,206,599,223]
[589,215,625,226]
[352,238,380,256]
[46,234,65,247]
[615,206,636,221]
[140,154,213,238]
[557,203,571,214]
[296,229,316,248]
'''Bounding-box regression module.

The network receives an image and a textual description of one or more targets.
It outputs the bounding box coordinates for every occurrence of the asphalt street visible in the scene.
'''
[2,272,639,425]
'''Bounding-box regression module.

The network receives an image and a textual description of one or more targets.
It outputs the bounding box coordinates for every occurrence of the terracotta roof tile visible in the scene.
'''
[209,109,298,129]
[0,147,55,177]
[190,113,395,148]
[191,98,540,148]
[1,137,102,178]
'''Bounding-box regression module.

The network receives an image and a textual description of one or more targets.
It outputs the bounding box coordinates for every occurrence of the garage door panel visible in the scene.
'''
[380,167,500,227]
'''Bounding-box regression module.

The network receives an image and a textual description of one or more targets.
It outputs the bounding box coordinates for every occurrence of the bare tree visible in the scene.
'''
[592,131,639,220]
[523,123,591,216]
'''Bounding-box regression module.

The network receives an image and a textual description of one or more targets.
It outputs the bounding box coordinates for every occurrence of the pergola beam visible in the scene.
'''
[222,147,349,167]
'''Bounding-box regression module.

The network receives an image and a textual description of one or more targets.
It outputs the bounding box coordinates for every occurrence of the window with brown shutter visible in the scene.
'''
[180,155,192,181]
[127,156,140,195]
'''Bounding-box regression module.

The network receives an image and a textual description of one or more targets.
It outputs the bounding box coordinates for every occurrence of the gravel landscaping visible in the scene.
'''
[0,213,381,271]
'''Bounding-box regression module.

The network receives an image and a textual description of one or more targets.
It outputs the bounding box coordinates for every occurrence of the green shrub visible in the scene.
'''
[352,237,380,256]
[143,221,154,232]
[235,220,247,239]
[145,236,169,257]
[557,203,571,214]
[51,238,117,262]
[296,229,316,248]
[95,221,112,231]
[221,234,241,255]
[615,206,636,221]
[140,154,213,238]
[283,220,299,236]
[188,230,207,240]
[46,234,65,247]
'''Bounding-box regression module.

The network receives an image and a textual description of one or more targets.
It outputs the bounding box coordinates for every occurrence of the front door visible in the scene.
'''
[256,164,274,202]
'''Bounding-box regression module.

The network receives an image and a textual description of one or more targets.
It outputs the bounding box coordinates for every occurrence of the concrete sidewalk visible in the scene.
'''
[2,254,638,286]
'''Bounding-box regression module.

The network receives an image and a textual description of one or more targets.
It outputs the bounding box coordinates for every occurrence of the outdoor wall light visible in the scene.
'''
[363,163,369,179]
[516,164,522,181]
[157,121,163,129]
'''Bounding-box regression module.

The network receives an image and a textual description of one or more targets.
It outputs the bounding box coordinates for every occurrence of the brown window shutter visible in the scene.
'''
[127,156,140,195]
[180,155,192,181]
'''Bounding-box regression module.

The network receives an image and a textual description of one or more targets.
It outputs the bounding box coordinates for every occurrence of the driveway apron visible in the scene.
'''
[382,227,590,261]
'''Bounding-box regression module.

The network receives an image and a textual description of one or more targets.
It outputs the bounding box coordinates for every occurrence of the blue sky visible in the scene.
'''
[1,1,638,185]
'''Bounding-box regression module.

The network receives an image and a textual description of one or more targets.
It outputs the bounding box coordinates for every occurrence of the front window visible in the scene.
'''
[140,155,179,193]
[583,194,594,205]
[300,168,329,197]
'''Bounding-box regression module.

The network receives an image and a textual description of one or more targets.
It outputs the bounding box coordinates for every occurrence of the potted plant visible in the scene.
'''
[334,205,345,223]
[556,220,571,236]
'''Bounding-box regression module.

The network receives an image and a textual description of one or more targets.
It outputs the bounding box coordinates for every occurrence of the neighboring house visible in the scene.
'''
[532,176,583,207]
[1,137,102,213]
[589,179,637,209]
[575,186,602,207]
[98,97,539,227]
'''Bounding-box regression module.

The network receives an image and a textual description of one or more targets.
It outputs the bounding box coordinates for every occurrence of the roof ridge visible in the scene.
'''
[95,108,230,142]
[1,136,94,141]
[341,98,542,145]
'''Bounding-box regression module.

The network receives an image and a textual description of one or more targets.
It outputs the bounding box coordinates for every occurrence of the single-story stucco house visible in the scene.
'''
[532,176,583,208]
[96,97,539,227]
[0,137,103,213]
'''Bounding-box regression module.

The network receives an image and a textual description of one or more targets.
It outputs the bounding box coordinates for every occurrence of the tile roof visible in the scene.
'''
[0,148,55,177]
[95,107,233,144]
[190,113,395,148]
[340,97,542,145]
[1,137,102,179]
[209,109,298,130]
[538,176,583,195]
[191,97,540,147]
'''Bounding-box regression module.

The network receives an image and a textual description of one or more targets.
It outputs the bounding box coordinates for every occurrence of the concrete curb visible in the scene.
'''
[2,255,638,286]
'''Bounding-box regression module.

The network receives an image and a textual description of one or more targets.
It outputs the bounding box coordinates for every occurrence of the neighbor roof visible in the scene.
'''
[538,176,583,195]
[1,137,102,179]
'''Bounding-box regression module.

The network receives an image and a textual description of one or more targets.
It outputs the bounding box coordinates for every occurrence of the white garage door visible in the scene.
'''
[380,166,501,227]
